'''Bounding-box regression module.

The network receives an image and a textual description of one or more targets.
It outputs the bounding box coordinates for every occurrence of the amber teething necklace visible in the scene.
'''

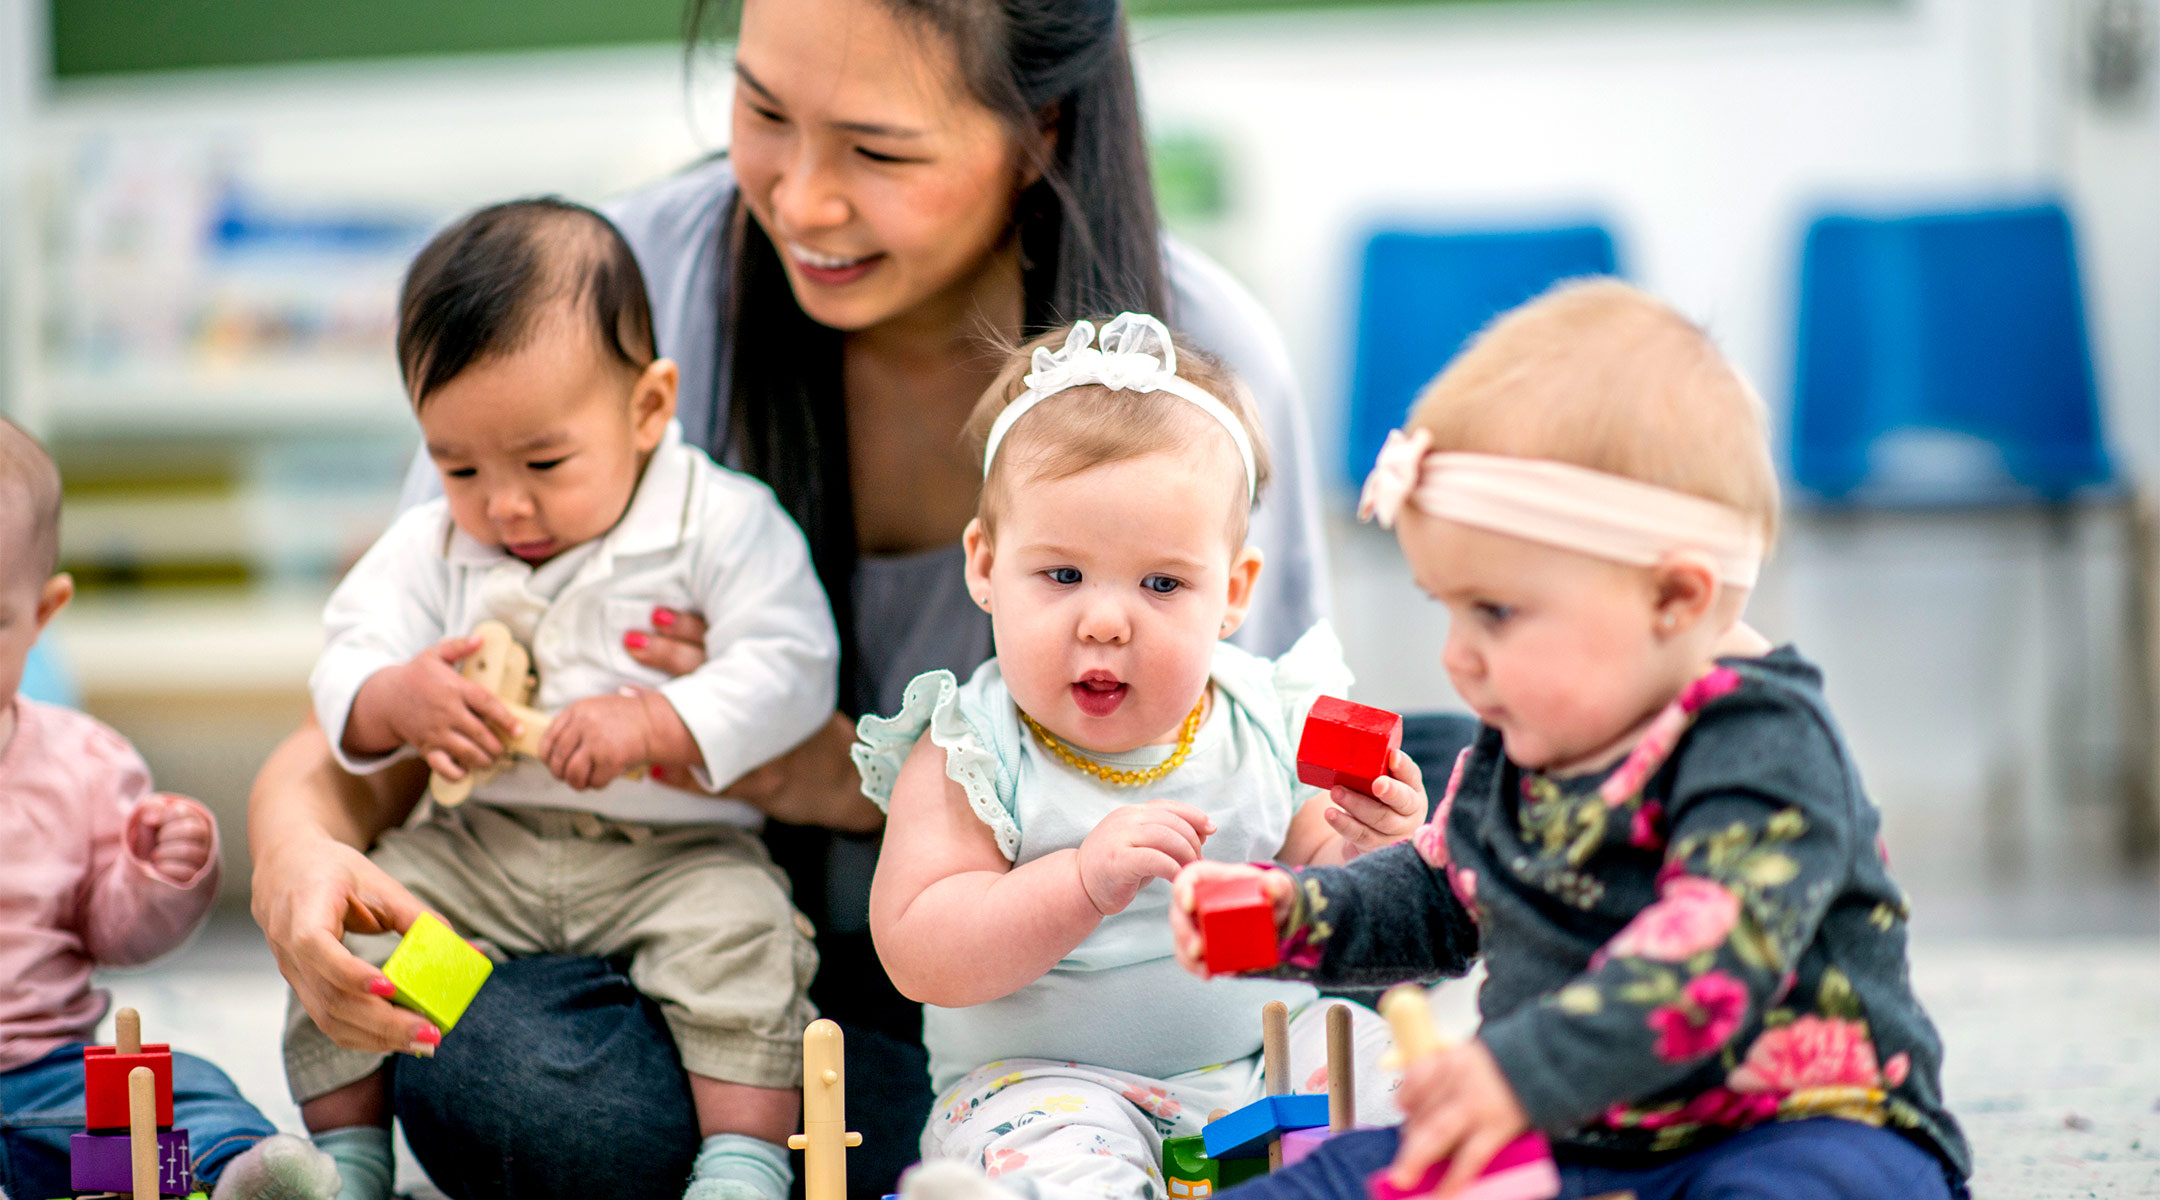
[1020,692,1209,787]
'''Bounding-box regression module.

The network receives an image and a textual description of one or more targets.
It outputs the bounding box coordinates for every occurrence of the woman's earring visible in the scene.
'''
[1659,612,1677,632]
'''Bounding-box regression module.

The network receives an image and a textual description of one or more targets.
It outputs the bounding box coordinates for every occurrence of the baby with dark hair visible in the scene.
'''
[292,199,841,1200]
[0,419,338,1200]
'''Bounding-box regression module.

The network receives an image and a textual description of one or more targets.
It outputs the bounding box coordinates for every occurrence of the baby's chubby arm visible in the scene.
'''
[870,731,1216,1008]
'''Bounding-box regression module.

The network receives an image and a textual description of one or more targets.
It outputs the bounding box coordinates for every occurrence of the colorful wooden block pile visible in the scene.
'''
[70,1007,191,1198]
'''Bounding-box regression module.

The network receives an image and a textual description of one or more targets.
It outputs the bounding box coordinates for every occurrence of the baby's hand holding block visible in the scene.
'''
[381,912,494,1035]
[1298,697,1404,797]
[1193,875,1279,976]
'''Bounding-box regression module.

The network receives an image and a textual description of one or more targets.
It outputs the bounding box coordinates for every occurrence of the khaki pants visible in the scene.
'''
[283,803,817,1103]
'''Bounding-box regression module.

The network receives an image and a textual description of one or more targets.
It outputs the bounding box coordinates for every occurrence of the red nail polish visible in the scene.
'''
[651,607,675,628]
[367,977,395,998]
[624,631,649,651]
[414,1024,441,1046]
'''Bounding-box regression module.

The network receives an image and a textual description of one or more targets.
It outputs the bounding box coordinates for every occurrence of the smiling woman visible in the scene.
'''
[247,2,1332,1196]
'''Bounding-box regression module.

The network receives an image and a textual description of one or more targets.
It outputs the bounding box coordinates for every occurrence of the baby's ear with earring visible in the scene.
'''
[1651,552,1718,637]
[962,518,995,613]
[1218,545,1266,639]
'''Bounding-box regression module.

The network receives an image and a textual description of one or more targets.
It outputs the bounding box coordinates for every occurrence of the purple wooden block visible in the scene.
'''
[71,1128,190,1194]
[1281,1124,1383,1167]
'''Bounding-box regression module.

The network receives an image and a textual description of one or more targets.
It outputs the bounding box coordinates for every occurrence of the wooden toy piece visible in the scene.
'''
[1162,1133,1267,1199]
[85,1008,174,1131]
[1366,986,1559,1200]
[429,621,550,807]
[788,1019,862,1200]
[1263,1000,1289,1168]
[1296,697,1405,797]
[1327,1002,1355,1133]
[381,912,495,1033]
[130,1065,158,1200]
[1201,1095,1330,1162]
[1193,876,1279,976]
[71,1128,189,1195]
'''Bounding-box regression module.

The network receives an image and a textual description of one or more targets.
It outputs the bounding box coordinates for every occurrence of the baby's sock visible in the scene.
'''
[309,1125,395,1200]
[209,1133,342,1200]
[681,1133,794,1200]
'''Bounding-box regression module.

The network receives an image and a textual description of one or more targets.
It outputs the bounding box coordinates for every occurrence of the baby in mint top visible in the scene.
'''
[856,624,1346,1090]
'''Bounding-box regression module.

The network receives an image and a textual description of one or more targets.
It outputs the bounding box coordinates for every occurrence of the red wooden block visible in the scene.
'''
[1297,697,1404,796]
[1194,876,1278,976]
[84,1045,174,1130]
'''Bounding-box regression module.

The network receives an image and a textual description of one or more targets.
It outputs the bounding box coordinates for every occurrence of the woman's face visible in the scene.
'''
[732,0,1037,335]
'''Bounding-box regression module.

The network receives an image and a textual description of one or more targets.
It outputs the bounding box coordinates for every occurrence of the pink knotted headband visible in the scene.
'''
[1358,428,1765,588]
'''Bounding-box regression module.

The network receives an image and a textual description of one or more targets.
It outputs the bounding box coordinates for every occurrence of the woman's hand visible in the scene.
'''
[1075,799,1215,916]
[1168,861,1295,978]
[1388,1040,1531,1197]
[253,832,443,1057]
[1324,748,1427,859]
[626,607,884,831]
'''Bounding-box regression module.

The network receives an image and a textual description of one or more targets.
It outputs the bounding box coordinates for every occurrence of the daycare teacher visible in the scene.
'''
[248,1,1330,1196]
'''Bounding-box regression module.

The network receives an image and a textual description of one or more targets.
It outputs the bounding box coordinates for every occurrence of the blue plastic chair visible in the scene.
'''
[19,641,78,708]
[1344,222,1620,486]
[1789,201,2116,503]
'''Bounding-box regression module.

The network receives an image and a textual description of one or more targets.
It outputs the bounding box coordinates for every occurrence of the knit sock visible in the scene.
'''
[209,1133,343,1200]
[309,1125,395,1200]
[681,1133,794,1200]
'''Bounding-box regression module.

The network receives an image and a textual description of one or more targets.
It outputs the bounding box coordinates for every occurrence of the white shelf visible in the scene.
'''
[51,589,326,695]
[35,360,410,436]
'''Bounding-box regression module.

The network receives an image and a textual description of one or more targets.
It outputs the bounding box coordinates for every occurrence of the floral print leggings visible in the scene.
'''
[923,1001,1403,1200]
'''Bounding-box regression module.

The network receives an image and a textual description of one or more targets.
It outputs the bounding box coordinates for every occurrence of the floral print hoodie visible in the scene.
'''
[1263,647,1969,1176]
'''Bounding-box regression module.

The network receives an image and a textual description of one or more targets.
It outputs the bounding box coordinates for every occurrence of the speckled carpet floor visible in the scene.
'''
[94,905,2159,1200]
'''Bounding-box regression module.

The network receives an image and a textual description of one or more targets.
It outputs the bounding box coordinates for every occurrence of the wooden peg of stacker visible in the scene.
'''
[1327,1002,1355,1132]
[788,1019,860,1200]
[1262,1000,1290,1169]
[129,1065,156,1200]
[116,1006,141,1055]
[1378,985,1444,1071]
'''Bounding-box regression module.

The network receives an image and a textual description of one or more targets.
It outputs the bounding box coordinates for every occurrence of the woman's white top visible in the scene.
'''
[854,622,1348,1090]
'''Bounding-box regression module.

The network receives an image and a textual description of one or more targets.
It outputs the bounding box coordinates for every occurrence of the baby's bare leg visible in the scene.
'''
[300,1066,390,1132]
[689,1074,800,1142]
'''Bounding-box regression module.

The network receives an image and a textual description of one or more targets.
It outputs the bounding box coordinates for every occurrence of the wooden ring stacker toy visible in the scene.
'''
[1368,986,1560,1200]
[72,1006,191,1197]
[429,620,646,806]
[788,1020,861,1200]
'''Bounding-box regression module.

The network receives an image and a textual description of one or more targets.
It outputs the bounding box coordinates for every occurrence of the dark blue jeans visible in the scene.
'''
[1218,1121,1965,1200]
[391,955,929,1200]
[0,1043,276,1197]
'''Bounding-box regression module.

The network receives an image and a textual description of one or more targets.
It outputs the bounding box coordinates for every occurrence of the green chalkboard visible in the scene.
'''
[51,0,1865,78]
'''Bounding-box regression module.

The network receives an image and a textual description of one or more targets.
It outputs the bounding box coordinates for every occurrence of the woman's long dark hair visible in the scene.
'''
[688,0,1167,711]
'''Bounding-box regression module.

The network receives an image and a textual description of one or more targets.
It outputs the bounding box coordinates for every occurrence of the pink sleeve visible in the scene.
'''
[76,729,221,966]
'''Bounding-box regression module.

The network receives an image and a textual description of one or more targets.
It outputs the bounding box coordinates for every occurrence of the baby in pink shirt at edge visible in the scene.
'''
[0,417,340,1200]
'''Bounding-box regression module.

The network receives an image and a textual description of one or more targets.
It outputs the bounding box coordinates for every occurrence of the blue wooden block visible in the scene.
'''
[1202,1093,1330,1160]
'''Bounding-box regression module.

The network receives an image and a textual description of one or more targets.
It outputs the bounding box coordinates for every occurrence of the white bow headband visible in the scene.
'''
[981,312,1258,501]
[1359,427,1765,588]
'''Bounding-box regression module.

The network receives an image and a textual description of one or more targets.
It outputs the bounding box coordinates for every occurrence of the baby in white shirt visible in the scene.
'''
[294,197,838,1200]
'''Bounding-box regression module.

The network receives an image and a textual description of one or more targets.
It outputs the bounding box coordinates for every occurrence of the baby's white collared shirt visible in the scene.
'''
[311,422,840,826]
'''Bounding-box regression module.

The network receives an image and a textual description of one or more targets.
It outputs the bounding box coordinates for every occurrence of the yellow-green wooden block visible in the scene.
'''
[382,912,493,1032]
